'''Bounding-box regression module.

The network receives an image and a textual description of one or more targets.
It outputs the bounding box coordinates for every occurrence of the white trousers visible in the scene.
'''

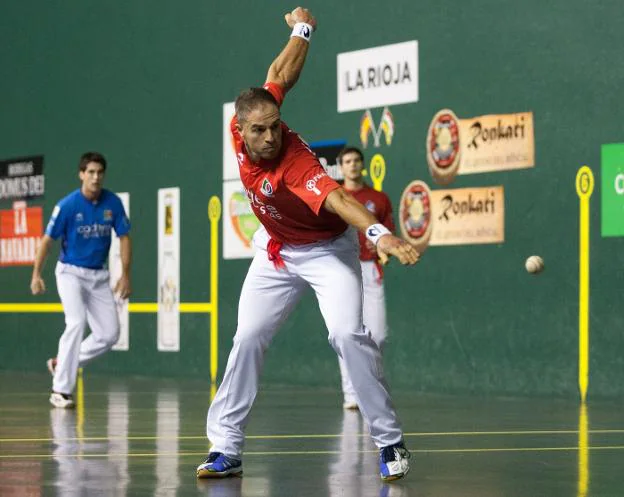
[339,260,387,404]
[53,262,119,394]
[206,227,402,457]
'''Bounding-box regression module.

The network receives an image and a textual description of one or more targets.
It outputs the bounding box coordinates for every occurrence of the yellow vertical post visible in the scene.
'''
[76,367,85,446]
[575,166,594,403]
[369,154,386,192]
[208,196,222,385]
[577,403,589,497]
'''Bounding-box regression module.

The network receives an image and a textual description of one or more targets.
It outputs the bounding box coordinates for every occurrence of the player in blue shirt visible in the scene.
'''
[30,152,132,408]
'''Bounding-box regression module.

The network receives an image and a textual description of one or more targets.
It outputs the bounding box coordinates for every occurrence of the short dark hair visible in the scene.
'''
[235,87,279,123]
[337,146,364,164]
[79,152,107,172]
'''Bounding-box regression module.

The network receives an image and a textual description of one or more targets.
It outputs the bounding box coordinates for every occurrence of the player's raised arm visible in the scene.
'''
[323,189,420,266]
[265,7,317,91]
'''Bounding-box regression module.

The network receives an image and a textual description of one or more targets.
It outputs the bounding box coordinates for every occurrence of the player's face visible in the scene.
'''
[79,162,105,196]
[239,103,282,162]
[340,152,364,181]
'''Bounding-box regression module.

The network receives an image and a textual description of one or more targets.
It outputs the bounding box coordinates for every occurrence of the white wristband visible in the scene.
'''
[291,22,313,42]
[365,223,391,246]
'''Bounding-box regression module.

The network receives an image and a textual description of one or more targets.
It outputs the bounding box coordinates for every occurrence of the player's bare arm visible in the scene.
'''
[30,235,54,295]
[323,189,420,265]
[265,7,316,91]
[114,235,132,299]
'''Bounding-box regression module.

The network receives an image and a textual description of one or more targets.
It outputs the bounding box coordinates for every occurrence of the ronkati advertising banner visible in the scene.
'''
[430,186,505,246]
[157,188,180,351]
[427,110,534,185]
[109,192,130,351]
[399,182,504,251]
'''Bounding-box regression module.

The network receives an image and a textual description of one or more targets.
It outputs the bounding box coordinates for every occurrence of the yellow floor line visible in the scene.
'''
[2,428,624,444]
[2,445,624,460]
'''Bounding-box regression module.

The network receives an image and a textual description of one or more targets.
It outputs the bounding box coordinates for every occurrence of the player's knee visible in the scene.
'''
[103,323,120,348]
[233,327,271,349]
[65,314,87,331]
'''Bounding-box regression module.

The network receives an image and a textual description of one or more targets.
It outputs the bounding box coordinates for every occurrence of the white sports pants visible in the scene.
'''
[206,227,402,457]
[339,260,387,404]
[53,262,119,394]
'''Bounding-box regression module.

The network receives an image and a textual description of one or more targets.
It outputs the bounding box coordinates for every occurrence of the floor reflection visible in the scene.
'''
[327,410,409,497]
[50,407,129,497]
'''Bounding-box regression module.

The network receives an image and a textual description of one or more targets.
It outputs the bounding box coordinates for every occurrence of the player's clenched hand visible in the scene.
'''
[377,235,420,266]
[30,276,46,295]
[114,274,132,300]
[284,7,317,30]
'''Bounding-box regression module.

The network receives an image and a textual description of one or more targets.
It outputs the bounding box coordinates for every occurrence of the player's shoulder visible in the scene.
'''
[56,189,81,209]
[101,189,124,207]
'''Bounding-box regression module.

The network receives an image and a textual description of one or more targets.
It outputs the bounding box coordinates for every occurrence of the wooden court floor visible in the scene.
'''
[0,371,622,496]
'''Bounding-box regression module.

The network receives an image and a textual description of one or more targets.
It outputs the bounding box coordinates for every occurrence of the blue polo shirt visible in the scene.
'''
[45,189,131,269]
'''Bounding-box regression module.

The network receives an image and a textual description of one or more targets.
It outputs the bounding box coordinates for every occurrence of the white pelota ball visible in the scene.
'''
[525,255,544,274]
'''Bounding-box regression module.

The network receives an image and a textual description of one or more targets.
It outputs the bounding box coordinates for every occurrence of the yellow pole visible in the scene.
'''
[208,196,222,385]
[577,403,589,497]
[76,367,85,441]
[575,166,594,403]
[369,154,386,192]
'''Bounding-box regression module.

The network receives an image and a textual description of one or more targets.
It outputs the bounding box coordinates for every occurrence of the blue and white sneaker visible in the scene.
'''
[379,441,410,481]
[196,452,243,478]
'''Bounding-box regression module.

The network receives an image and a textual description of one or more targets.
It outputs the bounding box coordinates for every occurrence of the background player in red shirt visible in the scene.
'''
[197,7,419,482]
[337,146,395,410]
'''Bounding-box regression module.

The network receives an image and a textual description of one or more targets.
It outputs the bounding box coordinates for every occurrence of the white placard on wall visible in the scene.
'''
[337,40,419,113]
[157,187,180,351]
[223,102,238,181]
[109,192,130,351]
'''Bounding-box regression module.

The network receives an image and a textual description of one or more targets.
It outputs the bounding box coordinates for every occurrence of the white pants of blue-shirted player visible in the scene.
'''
[53,262,120,395]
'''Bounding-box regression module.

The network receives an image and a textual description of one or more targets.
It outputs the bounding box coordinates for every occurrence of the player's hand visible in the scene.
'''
[284,7,317,31]
[114,274,132,300]
[30,276,46,295]
[377,235,420,266]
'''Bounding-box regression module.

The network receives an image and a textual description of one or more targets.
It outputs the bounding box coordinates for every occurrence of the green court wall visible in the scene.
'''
[1,0,623,398]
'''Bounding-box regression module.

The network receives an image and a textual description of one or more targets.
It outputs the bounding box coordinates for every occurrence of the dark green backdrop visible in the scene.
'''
[1,0,623,397]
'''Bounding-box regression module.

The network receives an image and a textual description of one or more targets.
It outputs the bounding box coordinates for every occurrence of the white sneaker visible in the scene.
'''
[49,392,75,409]
[379,441,410,481]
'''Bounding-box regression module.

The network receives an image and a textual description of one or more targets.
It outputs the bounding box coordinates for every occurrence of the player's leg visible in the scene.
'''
[199,250,306,477]
[338,353,358,409]
[338,260,387,409]
[80,270,119,366]
[361,260,388,350]
[53,264,88,400]
[300,231,409,480]
[301,232,402,445]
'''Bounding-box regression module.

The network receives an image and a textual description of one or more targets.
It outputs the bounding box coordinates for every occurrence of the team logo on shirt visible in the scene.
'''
[103,209,113,221]
[365,200,376,213]
[260,178,274,197]
[75,212,83,222]
[305,172,327,196]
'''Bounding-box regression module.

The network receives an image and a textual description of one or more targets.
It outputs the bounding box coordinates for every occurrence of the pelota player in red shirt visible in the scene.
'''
[197,7,419,482]
[337,146,395,411]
